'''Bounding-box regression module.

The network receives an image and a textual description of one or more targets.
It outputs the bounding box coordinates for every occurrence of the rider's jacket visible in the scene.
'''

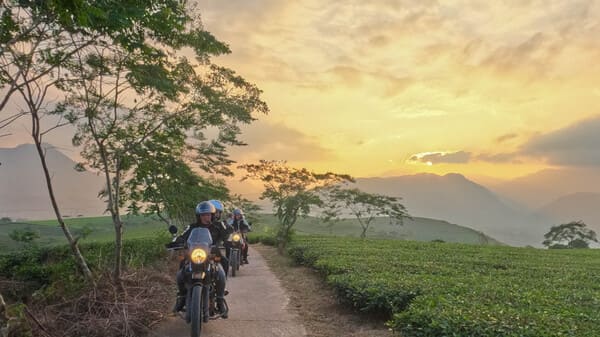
[177,220,232,246]
[228,218,251,232]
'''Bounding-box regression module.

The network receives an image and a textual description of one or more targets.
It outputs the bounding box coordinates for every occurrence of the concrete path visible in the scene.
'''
[151,246,307,337]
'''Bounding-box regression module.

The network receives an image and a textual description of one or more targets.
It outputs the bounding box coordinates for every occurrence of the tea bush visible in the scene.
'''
[288,236,600,337]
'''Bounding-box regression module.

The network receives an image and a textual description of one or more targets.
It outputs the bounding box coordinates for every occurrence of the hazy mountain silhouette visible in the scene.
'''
[536,192,600,233]
[355,173,550,246]
[0,144,105,220]
[489,168,600,209]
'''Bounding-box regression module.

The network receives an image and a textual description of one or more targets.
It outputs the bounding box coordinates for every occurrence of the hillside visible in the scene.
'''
[354,173,548,246]
[537,192,600,232]
[0,143,106,220]
[253,213,503,245]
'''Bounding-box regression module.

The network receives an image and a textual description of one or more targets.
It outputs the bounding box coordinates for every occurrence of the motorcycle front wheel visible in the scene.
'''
[230,249,238,277]
[190,285,203,337]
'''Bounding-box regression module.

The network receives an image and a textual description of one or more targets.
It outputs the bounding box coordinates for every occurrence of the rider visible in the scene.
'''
[173,201,230,318]
[211,199,236,269]
[229,208,252,264]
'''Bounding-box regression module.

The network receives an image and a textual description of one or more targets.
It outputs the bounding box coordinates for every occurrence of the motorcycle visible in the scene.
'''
[167,225,229,337]
[227,231,245,277]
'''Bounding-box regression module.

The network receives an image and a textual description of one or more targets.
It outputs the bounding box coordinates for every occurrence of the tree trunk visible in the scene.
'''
[112,157,124,283]
[33,140,95,284]
[113,216,123,283]
[0,292,7,329]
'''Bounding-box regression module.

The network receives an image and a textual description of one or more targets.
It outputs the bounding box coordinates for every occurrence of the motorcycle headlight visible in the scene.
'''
[232,233,241,242]
[190,248,207,264]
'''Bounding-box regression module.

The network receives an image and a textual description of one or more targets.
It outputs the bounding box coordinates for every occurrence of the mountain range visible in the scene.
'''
[1,143,598,246]
[0,144,106,220]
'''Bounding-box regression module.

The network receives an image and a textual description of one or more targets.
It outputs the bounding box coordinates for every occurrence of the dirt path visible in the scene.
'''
[150,246,307,337]
[254,244,396,337]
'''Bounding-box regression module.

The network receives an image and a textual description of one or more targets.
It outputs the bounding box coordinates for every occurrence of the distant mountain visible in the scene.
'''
[489,168,600,209]
[537,192,600,233]
[354,173,550,246]
[0,144,105,220]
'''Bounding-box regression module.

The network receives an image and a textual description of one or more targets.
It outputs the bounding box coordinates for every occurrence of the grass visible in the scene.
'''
[251,213,503,245]
[0,215,168,252]
[2,212,501,253]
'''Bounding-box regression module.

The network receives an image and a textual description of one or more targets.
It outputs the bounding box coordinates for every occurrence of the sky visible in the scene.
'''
[2,0,600,181]
[198,0,600,180]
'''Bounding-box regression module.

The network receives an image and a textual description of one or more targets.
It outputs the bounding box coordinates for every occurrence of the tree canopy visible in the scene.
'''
[239,160,353,252]
[1,0,268,281]
[322,186,409,238]
[542,221,598,249]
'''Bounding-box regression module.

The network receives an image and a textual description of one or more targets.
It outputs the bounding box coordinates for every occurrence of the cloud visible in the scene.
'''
[496,133,519,143]
[228,120,335,163]
[520,115,600,166]
[391,107,447,119]
[476,152,521,164]
[409,151,471,164]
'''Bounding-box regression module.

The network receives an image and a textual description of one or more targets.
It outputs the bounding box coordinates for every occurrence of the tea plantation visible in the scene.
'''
[288,236,600,337]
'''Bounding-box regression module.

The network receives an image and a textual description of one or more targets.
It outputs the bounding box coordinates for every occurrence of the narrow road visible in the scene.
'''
[150,246,307,337]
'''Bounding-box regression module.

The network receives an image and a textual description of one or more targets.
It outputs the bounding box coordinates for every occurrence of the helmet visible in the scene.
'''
[233,208,244,216]
[209,200,224,212]
[195,201,215,215]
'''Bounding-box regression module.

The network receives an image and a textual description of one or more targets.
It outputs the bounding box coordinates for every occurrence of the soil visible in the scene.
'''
[253,244,397,337]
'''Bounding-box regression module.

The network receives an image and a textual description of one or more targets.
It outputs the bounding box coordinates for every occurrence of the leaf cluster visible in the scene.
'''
[542,221,598,248]
[322,186,409,237]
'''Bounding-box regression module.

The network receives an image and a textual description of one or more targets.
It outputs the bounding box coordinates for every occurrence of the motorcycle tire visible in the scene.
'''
[231,251,238,277]
[190,285,203,337]
[203,285,210,323]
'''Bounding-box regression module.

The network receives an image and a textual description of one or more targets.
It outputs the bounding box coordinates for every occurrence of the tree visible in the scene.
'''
[1,0,123,283]
[1,0,268,282]
[322,186,409,238]
[127,156,230,228]
[542,221,598,249]
[59,4,267,281]
[239,160,353,252]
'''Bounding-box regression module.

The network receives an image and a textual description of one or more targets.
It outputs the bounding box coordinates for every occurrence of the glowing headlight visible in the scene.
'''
[232,233,241,242]
[190,248,207,264]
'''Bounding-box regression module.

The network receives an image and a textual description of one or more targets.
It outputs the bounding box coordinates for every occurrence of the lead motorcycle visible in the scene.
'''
[167,225,229,337]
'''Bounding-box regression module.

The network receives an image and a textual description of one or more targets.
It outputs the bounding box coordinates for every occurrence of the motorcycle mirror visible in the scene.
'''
[168,225,178,234]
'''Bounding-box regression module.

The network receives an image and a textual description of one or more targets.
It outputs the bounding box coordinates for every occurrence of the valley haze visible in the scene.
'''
[1,143,598,247]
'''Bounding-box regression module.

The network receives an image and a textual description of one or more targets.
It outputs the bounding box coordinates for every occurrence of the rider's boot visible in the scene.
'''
[173,294,186,312]
[217,298,228,319]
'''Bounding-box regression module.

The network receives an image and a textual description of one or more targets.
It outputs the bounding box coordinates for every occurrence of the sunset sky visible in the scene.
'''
[199,0,600,180]
[2,0,600,181]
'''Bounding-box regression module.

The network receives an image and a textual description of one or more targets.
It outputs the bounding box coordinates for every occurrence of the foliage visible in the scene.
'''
[322,186,409,238]
[127,158,229,228]
[239,160,353,252]
[288,236,600,337]
[0,217,12,224]
[58,0,268,281]
[8,228,39,243]
[226,194,262,224]
[1,0,267,281]
[0,234,168,301]
[542,221,598,249]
